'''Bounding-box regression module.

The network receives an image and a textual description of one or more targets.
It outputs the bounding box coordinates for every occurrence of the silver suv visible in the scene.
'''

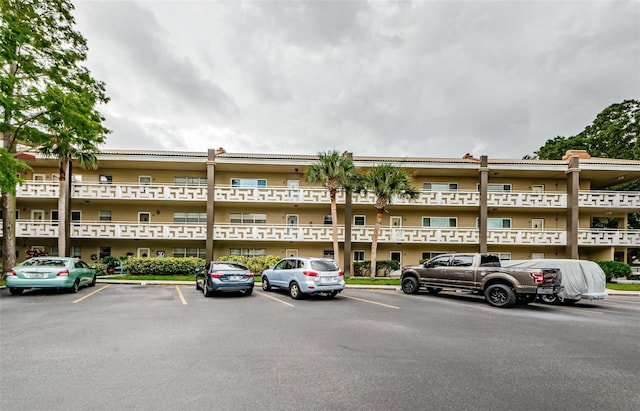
[261,257,345,299]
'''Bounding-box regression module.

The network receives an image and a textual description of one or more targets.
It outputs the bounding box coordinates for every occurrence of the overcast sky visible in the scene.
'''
[71,0,640,159]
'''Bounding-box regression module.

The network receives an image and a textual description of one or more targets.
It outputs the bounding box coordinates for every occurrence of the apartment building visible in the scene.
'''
[5,148,640,274]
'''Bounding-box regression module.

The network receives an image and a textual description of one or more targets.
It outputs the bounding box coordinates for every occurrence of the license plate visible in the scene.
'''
[28,273,45,278]
[229,276,241,281]
[321,277,335,283]
[536,287,554,295]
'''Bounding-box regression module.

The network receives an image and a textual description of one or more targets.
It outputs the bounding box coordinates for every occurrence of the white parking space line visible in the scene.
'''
[176,286,187,305]
[342,294,400,309]
[255,291,295,307]
[72,284,111,303]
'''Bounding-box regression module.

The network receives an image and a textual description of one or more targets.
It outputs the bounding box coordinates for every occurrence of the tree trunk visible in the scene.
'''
[330,195,339,263]
[1,192,17,275]
[370,210,383,281]
[58,159,72,257]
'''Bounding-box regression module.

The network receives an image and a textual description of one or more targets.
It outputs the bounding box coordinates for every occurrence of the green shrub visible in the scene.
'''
[596,260,632,282]
[217,255,281,275]
[352,260,400,276]
[123,257,205,275]
[93,262,108,276]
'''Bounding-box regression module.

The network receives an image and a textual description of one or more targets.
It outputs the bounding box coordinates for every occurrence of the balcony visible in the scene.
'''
[8,221,638,246]
[14,181,640,209]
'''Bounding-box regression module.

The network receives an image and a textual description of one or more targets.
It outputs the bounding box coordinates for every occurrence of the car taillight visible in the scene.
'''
[247,273,254,278]
[57,270,70,276]
[338,271,344,277]
[303,271,318,277]
[530,271,544,284]
[210,273,223,279]
[6,270,16,276]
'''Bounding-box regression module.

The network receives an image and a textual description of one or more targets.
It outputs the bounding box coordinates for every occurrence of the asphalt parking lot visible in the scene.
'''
[1,284,639,411]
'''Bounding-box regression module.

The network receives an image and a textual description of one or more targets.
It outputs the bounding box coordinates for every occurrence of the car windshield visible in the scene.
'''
[21,259,68,267]
[310,260,339,271]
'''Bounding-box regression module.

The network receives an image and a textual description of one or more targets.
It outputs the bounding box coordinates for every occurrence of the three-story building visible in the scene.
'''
[5,148,640,274]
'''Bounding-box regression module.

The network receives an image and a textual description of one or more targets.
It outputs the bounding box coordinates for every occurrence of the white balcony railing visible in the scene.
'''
[14,181,640,209]
[8,221,638,246]
[579,191,640,208]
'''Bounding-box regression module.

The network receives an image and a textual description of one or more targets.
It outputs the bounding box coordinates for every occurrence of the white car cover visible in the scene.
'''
[502,259,607,301]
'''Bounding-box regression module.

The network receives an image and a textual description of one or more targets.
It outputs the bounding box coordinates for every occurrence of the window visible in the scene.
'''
[229,248,266,257]
[173,248,207,258]
[354,250,365,261]
[496,252,511,261]
[230,213,267,224]
[481,218,511,229]
[72,174,82,183]
[139,212,151,224]
[486,184,512,192]
[423,182,458,191]
[99,211,112,222]
[99,175,112,184]
[480,255,502,266]
[451,255,474,267]
[421,251,447,261]
[422,217,457,227]
[0,210,20,220]
[174,177,207,186]
[532,253,545,259]
[231,178,266,188]
[174,212,207,223]
[323,215,332,225]
[72,211,81,226]
[71,246,81,258]
[532,185,544,193]
[429,255,451,267]
[99,246,111,259]
[323,250,334,259]
[354,216,365,226]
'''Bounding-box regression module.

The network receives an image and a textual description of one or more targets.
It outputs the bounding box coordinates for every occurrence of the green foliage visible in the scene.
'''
[123,257,205,276]
[216,255,281,275]
[533,100,640,161]
[353,260,400,277]
[101,255,119,269]
[0,148,30,194]
[93,262,108,276]
[596,260,632,281]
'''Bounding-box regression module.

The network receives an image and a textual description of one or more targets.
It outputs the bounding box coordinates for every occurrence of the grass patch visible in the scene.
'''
[100,275,195,281]
[606,283,640,291]
[99,275,402,286]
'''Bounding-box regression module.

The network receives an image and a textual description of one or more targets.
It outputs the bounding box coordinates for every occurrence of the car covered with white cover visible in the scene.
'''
[502,259,606,304]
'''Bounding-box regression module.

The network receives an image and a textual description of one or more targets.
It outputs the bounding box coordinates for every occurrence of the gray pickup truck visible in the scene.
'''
[401,253,562,308]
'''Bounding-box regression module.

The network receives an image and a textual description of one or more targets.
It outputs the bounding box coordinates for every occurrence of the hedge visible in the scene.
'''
[595,260,633,281]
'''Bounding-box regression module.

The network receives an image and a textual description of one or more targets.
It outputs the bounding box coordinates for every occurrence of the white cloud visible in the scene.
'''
[72,0,640,159]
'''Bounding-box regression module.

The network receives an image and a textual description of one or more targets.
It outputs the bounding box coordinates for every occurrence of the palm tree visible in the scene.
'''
[357,164,419,280]
[305,150,357,264]
[38,87,108,257]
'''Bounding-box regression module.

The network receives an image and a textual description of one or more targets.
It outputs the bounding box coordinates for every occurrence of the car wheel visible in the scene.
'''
[401,277,419,294]
[540,294,558,304]
[89,275,96,287]
[244,288,253,296]
[484,284,516,308]
[70,279,80,293]
[262,276,271,291]
[9,287,23,296]
[203,282,212,297]
[426,287,442,295]
[289,282,303,300]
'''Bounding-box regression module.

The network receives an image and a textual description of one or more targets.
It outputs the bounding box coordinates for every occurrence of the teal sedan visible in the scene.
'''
[5,257,96,295]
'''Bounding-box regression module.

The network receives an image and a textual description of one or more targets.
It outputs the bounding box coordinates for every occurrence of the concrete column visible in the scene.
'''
[206,149,216,263]
[343,152,353,277]
[479,155,488,253]
[59,161,72,257]
[566,156,580,259]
